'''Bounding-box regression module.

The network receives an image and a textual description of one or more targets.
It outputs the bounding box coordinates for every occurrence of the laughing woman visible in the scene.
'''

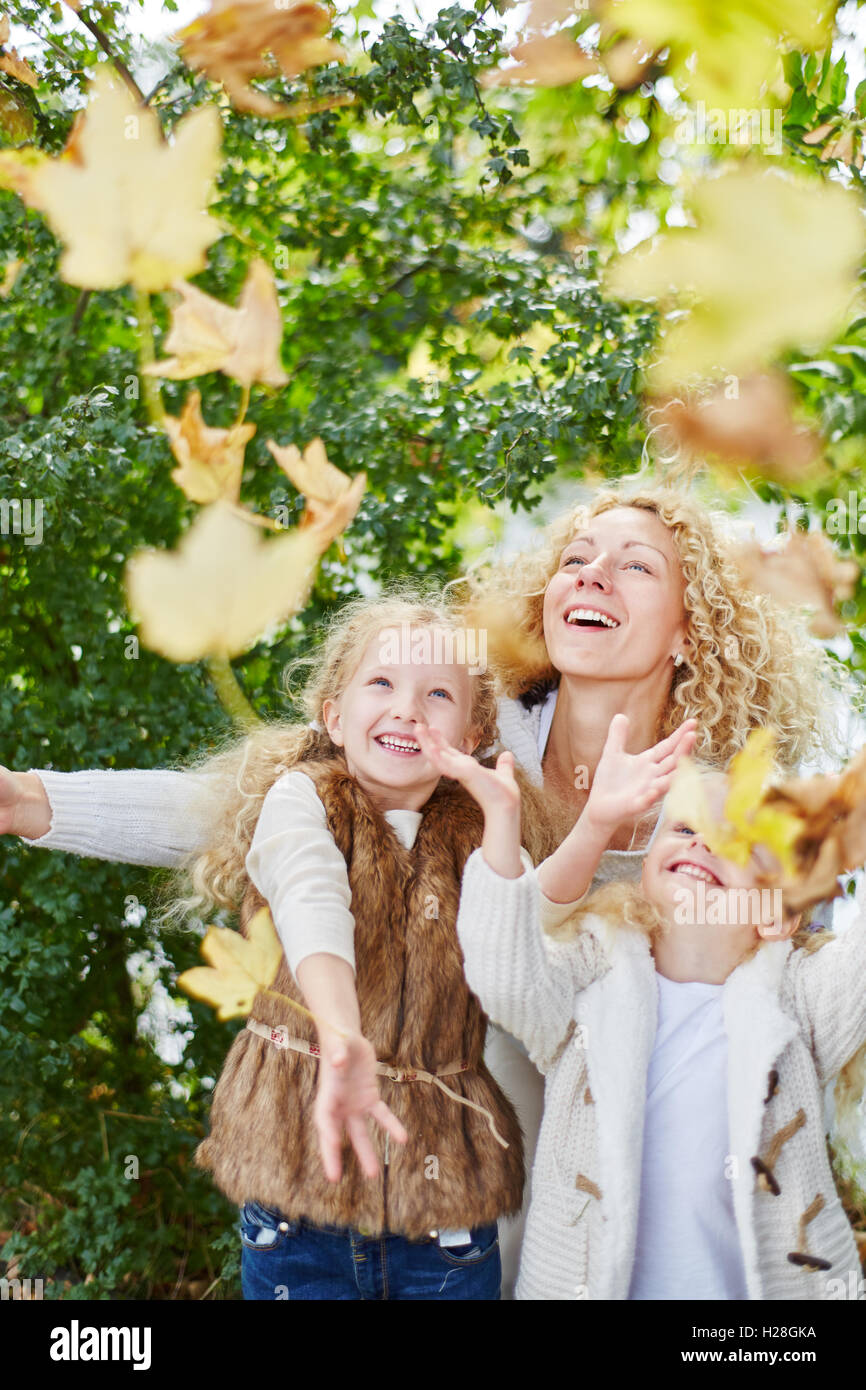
[0,485,843,1294]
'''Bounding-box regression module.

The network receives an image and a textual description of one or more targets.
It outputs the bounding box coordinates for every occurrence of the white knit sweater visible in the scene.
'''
[457,849,866,1301]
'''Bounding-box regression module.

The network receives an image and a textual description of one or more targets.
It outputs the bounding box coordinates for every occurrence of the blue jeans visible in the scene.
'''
[239,1200,501,1301]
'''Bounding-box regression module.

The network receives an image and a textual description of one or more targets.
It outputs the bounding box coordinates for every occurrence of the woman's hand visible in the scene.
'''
[314,1031,409,1183]
[415,724,523,878]
[584,714,698,836]
[0,768,51,839]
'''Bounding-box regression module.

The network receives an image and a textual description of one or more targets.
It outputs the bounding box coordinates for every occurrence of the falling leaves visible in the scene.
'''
[734,529,859,639]
[654,373,824,485]
[602,0,834,108]
[178,906,284,1021]
[267,436,366,545]
[481,34,599,88]
[0,13,39,88]
[764,748,866,912]
[667,729,804,873]
[803,121,865,169]
[165,391,256,504]
[143,259,289,389]
[606,166,866,390]
[481,0,656,90]
[0,65,222,291]
[125,501,323,661]
[174,0,345,118]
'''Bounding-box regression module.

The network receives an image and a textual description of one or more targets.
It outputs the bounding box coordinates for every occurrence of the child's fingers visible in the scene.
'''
[318,1113,345,1184]
[370,1098,409,1146]
[495,750,516,782]
[346,1114,380,1180]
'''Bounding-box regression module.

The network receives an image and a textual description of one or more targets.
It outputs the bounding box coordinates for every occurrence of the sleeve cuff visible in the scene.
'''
[539,886,590,933]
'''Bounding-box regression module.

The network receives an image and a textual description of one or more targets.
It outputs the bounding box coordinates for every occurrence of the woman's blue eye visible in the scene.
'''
[626,561,650,573]
[564,555,586,567]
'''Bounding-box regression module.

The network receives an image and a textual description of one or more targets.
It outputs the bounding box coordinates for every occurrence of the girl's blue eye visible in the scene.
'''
[370,676,392,688]
[430,688,451,700]
[674,823,695,836]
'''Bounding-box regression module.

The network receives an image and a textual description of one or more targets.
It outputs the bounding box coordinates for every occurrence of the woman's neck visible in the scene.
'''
[541,673,672,849]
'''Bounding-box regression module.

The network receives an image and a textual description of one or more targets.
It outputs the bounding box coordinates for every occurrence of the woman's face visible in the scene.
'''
[542,506,689,684]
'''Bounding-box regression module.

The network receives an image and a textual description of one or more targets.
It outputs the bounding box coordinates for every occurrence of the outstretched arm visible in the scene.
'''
[2,763,216,867]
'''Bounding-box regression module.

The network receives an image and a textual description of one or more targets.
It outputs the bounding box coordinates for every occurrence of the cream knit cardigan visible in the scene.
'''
[457,850,866,1302]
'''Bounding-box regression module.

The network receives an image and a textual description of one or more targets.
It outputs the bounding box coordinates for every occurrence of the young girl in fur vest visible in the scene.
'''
[167,591,544,1300]
[416,718,866,1301]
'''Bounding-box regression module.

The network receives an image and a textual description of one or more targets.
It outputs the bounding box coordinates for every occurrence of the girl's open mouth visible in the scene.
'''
[667,861,723,887]
[374,734,422,755]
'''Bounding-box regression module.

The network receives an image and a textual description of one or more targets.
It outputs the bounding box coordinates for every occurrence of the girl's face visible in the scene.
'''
[542,506,690,683]
[322,628,478,812]
[642,778,791,943]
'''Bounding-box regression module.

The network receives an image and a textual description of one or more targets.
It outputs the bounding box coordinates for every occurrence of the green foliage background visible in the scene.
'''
[1,1,865,1296]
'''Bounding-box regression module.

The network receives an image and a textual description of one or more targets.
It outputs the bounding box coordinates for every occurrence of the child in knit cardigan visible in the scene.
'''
[416,717,866,1301]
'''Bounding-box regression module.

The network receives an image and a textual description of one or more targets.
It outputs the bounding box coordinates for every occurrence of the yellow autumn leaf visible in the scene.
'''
[165,390,256,504]
[667,730,804,873]
[0,47,38,88]
[174,0,345,119]
[143,259,288,389]
[606,166,866,390]
[11,64,222,291]
[125,500,322,661]
[178,906,284,1021]
[603,0,833,108]
[267,436,366,546]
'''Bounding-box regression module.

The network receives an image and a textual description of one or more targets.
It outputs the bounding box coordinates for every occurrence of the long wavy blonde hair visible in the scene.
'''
[458,484,846,772]
[162,589,502,925]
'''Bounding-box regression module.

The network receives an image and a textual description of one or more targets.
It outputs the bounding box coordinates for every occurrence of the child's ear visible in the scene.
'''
[757,911,801,942]
[459,726,482,756]
[321,698,344,747]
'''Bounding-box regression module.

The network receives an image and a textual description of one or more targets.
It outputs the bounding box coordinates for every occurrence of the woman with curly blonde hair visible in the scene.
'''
[2,482,846,1295]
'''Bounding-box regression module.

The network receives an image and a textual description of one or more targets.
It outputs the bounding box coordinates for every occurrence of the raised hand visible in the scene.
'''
[415,723,520,819]
[415,723,524,879]
[584,714,698,835]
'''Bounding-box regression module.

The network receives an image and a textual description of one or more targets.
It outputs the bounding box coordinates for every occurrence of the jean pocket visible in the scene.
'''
[437,1223,499,1268]
[239,1200,297,1252]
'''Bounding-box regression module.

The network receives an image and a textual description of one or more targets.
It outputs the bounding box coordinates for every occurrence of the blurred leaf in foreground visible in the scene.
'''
[125,501,322,661]
[607,166,866,391]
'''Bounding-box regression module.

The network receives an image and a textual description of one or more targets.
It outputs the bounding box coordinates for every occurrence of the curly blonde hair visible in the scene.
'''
[162,589,500,925]
[458,484,846,772]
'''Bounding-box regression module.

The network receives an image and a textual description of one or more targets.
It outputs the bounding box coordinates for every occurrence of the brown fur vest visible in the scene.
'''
[195,757,525,1239]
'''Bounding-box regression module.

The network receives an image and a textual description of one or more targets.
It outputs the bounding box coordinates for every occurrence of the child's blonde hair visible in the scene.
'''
[458,484,848,772]
[164,589,500,924]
